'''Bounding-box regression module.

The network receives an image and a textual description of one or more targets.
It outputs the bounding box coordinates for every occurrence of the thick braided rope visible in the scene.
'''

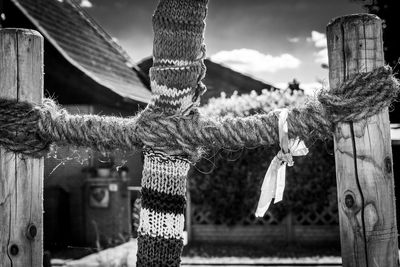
[0,66,398,161]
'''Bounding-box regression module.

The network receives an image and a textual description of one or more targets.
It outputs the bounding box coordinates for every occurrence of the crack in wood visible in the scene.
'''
[350,122,369,267]
[0,192,11,206]
[335,147,384,176]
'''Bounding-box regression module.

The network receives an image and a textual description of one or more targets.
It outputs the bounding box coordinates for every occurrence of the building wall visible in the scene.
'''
[83,178,131,248]
[44,106,93,247]
[44,105,143,248]
[3,0,148,250]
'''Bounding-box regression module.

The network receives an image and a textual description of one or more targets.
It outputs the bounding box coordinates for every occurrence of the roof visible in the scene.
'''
[10,0,151,103]
[138,57,276,104]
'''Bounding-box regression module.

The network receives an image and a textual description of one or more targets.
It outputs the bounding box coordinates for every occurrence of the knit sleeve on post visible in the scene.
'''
[149,0,208,114]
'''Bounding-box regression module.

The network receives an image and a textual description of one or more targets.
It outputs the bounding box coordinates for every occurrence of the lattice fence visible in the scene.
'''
[189,189,340,243]
[192,207,282,226]
[294,205,339,226]
[192,200,338,226]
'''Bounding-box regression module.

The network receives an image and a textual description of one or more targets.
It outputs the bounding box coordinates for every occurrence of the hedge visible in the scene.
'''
[190,89,337,225]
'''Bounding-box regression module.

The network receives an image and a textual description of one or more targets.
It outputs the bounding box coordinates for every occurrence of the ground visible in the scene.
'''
[51,239,342,267]
[182,241,340,258]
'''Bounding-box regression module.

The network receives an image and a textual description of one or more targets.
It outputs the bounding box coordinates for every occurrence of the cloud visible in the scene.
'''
[288,37,300,43]
[300,81,326,93]
[210,48,301,75]
[80,0,93,8]
[307,31,327,48]
[273,82,290,90]
[315,48,328,64]
[307,31,328,65]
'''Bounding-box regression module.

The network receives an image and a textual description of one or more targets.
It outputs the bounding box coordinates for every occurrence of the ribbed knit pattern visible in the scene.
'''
[137,235,184,266]
[148,0,208,115]
[137,148,191,266]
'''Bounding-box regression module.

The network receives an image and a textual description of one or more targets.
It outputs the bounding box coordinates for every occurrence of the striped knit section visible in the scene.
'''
[150,65,204,89]
[139,208,185,239]
[141,151,189,196]
[151,81,193,97]
[155,58,196,67]
[137,148,190,266]
[148,0,208,114]
[141,187,186,215]
[150,81,195,111]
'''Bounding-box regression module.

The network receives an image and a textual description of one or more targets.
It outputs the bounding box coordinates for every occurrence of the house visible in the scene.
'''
[0,0,151,251]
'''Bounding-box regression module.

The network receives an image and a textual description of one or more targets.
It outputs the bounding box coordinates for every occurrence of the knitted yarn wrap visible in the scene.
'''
[0,65,398,161]
[136,1,209,264]
[148,0,208,115]
[137,148,190,266]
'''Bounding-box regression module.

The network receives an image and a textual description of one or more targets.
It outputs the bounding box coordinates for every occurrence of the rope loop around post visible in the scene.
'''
[319,65,400,124]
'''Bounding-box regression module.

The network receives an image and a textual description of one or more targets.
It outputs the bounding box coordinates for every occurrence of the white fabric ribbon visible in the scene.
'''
[255,109,309,217]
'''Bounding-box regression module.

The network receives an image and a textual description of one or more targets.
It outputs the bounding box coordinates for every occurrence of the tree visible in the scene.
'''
[288,79,302,92]
[354,0,400,121]
[354,0,400,66]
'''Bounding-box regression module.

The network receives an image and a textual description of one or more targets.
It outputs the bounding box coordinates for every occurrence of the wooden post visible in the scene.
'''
[0,29,44,267]
[327,14,399,266]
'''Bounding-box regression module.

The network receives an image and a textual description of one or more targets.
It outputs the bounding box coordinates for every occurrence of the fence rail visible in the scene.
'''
[190,199,339,243]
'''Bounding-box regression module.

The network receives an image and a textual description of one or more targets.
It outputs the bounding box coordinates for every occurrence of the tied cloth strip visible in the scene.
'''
[255,108,309,217]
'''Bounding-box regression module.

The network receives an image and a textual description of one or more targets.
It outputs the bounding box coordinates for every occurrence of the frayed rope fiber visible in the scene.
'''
[0,66,399,161]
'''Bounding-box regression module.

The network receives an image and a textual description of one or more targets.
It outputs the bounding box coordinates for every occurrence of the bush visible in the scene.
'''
[190,89,336,225]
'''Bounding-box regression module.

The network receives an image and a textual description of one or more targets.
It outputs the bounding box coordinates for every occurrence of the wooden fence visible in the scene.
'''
[189,199,340,244]
[0,13,399,267]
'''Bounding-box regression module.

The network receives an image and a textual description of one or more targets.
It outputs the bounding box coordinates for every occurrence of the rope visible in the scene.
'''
[319,66,400,123]
[0,66,398,161]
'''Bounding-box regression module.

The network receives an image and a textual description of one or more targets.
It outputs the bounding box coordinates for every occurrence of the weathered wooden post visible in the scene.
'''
[327,14,399,266]
[0,29,44,267]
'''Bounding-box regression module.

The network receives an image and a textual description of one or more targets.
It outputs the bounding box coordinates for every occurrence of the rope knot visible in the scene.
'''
[0,98,50,157]
[277,150,294,167]
[318,66,400,124]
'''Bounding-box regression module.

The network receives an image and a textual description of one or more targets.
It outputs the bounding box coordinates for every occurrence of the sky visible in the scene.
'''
[80,0,365,93]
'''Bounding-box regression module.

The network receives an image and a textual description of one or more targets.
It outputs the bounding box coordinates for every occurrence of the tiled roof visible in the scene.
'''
[11,0,151,103]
